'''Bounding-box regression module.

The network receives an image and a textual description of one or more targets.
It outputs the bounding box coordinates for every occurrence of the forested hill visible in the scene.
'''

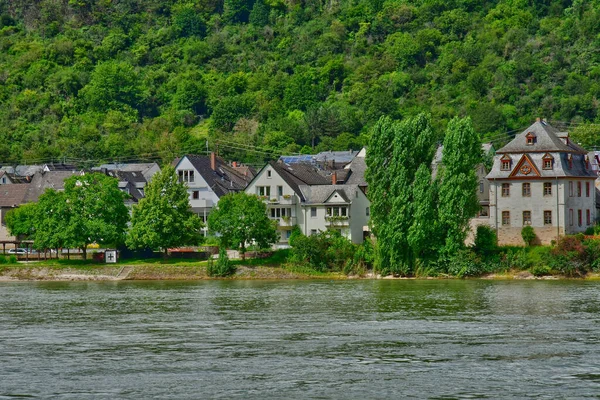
[0,0,599,166]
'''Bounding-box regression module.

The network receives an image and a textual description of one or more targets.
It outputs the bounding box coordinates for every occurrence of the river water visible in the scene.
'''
[1,280,600,399]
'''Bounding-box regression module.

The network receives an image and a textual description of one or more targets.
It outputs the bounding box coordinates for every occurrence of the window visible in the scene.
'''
[257,186,271,197]
[326,206,348,217]
[586,182,590,197]
[192,191,199,200]
[578,209,582,227]
[569,209,574,226]
[502,211,510,226]
[522,183,531,197]
[366,207,370,216]
[542,154,554,170]
[310,207,317,218]
[178,170,195,183]
[278,186,283,197]
[569,181,574,197]
[479,181,484,193]
[310,229,317,236]
[568,155,573,169]
[270,207,291,218]
[267,170,272,178]
[543,182,552,196]
[523,211,531,225]
[587,209,591,226]
[526,132,536,145]
[501,183,510,197]
[544,211,552,225]
[585,157,590,169]
[501,159,511,171]
[577,181,582,197]
[527,137,534,145]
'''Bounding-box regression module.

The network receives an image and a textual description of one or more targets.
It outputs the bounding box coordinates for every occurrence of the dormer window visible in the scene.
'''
[500,155,511,171]
[568,154,573,170]
[542,153,554,170]
[525,132,536,145]
[585,156,590,170]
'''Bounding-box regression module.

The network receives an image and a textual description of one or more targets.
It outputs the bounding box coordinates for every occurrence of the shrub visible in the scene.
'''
[289,230,357,272]
[531,264,552,276]
[546,236,587,277]
[500,249,531,270]
[0,255,7,264]
[521,226,536,246]
[473,225,497,256]
[207,248,236,277]
[446,249,484,277]
[8,255,17,264]
[343,239,375,276]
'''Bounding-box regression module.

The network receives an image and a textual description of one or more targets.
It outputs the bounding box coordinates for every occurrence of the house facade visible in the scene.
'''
[245,155,370,245]
[487,119,596,245]
[173,153,254,226]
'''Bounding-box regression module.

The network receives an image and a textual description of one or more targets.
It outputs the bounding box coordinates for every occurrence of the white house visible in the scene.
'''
[173,153,254,225]
[245,154,370,245]
[486,119,597,245]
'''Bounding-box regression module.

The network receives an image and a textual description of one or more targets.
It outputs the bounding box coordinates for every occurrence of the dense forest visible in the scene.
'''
[0,0,599,166]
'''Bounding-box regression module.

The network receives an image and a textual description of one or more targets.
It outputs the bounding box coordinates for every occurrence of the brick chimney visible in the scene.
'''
[332,171,337,185]
[210,152,216,171]
[232,161,238,168]
[536,117,541,122]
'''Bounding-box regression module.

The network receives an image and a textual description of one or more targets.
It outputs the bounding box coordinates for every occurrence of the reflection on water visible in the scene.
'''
[1,280,600,399]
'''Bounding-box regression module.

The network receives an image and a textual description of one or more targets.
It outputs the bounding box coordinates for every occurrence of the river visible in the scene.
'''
[1,280,600,399]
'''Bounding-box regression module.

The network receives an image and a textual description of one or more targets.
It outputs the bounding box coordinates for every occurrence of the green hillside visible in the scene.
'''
[0,0,599,165]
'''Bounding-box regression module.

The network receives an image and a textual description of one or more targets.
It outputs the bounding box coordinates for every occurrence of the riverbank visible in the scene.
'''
[1,262,600,281]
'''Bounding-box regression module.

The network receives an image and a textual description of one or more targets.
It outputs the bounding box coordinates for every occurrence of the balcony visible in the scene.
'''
[274,216,297,230]
[265,195,297,205]
[325,215,350,227]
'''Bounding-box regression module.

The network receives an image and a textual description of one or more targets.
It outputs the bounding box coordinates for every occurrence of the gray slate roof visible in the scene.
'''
[299,184,361,204]
[0,184,30,207]
[497,120,587,154]
[175,155,254,198]
[24,170,79,202]
[344,156,367,186]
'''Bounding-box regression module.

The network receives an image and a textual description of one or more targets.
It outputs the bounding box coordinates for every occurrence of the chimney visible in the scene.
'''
[332,171,337,185]
[536,117,541,122]
[232,161,238,168]
[210,152,216,171]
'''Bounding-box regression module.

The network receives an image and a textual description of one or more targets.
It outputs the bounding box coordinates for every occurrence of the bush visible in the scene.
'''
[8,255,17,264]
[0,255,7,264]
[446,249,485,277]
[207,248,236,277]
[343,239,375,276]
[473,225,497,256]
[521,226,536,246]
[289,230,357,272]
[546,236,587,277]
[500,249,531,270]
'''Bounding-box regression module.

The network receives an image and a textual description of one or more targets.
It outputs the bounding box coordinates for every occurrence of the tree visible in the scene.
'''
[366,113,437,275]
[33,189,70,253]
[437,117,482,256]
[5,203,38,240]
[127,166,204,255]
[207,192,277,260]
[62,173,129,259]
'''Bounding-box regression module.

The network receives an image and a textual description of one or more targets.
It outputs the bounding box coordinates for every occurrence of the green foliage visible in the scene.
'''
[207,248,236,277]
[0,1,599,164]
[5,203,38,239]
[521,225,536,246]
[8,255,17,264]
[127,165,204,253]
[446,249,485,278]
[289,230,357,272]
[207,192,278,258]
[473,225,498,256]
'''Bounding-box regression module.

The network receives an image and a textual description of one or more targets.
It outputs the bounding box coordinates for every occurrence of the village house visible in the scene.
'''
[173,153,254,227]
[486,119,597,245]
[93,163,161,207]
[245,150,370,245]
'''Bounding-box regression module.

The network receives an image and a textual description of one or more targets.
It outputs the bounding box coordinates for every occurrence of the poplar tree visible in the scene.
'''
[366,113,436,275]
[437,117,482,256]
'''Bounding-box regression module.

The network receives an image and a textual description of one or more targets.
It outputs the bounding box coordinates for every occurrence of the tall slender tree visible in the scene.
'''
[437,116,482,256]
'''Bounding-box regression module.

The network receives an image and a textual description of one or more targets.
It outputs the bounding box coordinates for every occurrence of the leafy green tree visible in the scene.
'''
[473,225,498,256]
[32,190,70,253]
[438,117,482,256]
[127,166,204,255]
[366,113,436,275]
[207,247,236,277]
[5,203,38,240]
[62,173,129,259]
[207,192,277,260]
[172,3,206,38]
[521,225,536,246]
[80,61,143,114]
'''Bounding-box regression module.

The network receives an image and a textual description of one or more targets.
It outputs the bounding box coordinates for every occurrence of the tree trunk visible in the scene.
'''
[240,244,246,261]
[82,247,87,260]
[164,247,168,259]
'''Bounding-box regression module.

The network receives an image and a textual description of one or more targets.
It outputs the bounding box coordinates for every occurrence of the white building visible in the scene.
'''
[486,119,597,245]
[173,153,254,225]
[245,151,370,245]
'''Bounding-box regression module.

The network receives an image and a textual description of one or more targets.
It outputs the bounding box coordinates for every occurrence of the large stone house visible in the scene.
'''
[486,119,596,245]
[173,153,254,225]
[245,151,370,245]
